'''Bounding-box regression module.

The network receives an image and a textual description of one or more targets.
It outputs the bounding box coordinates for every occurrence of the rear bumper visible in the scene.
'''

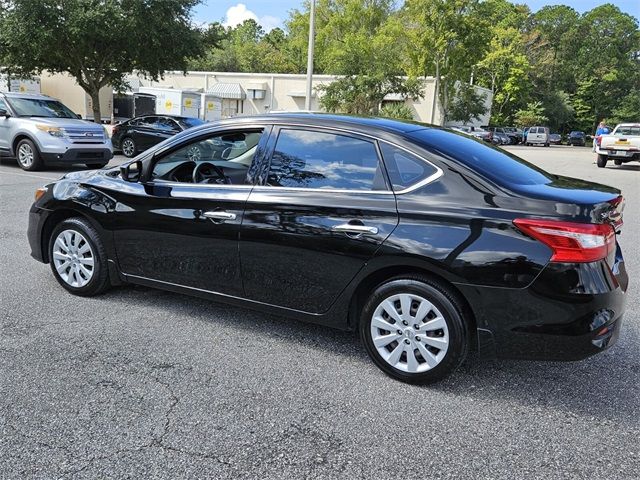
[41,147,113,165]
[458,256,628,361]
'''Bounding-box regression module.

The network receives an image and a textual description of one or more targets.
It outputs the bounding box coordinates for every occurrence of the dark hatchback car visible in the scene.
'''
[28,114,628,384]
[568,131,586,146]
[111,114,205,158]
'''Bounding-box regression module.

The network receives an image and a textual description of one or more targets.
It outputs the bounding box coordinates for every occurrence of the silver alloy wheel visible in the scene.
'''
[122,138,135,157]
[370,293,449,373]
[186,145,201,162]
[18,143,34,168]
[52,229,95,288]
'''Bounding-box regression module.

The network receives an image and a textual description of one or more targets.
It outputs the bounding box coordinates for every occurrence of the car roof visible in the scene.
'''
[194,113,431,136]
[0,92,53,100]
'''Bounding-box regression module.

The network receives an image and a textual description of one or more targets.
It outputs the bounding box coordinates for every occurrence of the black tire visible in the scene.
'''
[121,137,137,158]
[613,159,623,166]
[86,163,108,169]
[597,154,608,168]
[359,276,469,385]
[48,217,111,296]
[544,142,550,147]
[16,138,43,171]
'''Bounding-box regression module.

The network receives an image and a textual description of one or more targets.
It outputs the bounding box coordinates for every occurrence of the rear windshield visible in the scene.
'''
[409,128,552,186]
[614,125,640,136]
[177,117,205,129]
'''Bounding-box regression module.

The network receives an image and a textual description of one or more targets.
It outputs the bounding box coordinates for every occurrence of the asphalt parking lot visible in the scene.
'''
[1,145,639,479]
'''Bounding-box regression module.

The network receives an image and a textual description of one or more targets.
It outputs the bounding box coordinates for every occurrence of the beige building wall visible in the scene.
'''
[40,72,112,121]
[146,71,447,124]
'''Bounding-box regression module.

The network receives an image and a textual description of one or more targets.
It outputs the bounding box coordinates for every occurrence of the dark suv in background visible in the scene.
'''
[568,131,586,146]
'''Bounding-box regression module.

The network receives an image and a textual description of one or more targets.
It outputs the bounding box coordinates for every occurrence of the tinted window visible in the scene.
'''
[409,129,553,186]
[380,143,437,190]
[157,117,180,131]
[615,126,640,136]
[267,129,385,191]
[178,117,205,129]
[139,116,158,128]
[0,98,7,111]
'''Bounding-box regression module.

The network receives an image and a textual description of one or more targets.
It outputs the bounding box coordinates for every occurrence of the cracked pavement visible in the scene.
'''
[1,148,639,479]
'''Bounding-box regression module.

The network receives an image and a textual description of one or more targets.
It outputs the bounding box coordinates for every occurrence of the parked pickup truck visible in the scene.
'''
[596,123,640,168]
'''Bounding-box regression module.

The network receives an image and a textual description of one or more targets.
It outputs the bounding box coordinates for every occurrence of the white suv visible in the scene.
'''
[0,92,113,171]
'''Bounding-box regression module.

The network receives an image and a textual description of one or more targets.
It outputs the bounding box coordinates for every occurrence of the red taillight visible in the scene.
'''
[513,218,615,263]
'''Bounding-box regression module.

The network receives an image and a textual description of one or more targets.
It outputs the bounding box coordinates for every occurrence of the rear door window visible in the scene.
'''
[266,128,387,191]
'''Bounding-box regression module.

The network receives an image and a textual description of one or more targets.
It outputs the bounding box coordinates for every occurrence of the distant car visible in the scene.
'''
[470,127,493,143]
[567,131,586,146]
[503,126,523,144]
[549,133,562,145]
[0,92,112,171]
[487,127,518,145]
[525,126,550,147]
[492,131,511,145]
[111,114,205,158]
[596,123,640,167]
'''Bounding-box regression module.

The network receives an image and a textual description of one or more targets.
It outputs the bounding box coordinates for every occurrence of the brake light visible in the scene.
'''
[513,219,615,263]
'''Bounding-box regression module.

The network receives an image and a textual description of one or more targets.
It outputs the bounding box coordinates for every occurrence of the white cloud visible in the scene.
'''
[222,3,282,32]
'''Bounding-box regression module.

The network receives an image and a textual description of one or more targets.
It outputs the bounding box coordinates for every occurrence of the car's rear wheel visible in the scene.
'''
[16,139,43,171]
[614,159,623,166]
[121,137,137,158]
[597,154,608,168]
[49,218,110,296]
[360,276,468,384]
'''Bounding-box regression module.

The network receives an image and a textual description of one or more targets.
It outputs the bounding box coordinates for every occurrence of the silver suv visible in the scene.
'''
[0,92,113,171]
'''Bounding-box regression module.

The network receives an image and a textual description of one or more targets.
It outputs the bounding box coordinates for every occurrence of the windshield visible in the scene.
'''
[7,97,77,118]
[178,117,205,129]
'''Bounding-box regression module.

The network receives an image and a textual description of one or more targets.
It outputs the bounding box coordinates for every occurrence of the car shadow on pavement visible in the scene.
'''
[94,284,639,425]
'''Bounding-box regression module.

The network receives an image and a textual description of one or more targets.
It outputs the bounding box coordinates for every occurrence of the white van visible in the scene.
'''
[526,126,550,147]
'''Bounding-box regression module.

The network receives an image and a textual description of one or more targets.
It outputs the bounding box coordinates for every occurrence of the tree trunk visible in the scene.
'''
[89,89,102,123]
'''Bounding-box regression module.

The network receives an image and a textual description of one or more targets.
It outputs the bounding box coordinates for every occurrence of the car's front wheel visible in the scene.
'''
[121,137,137,158]
[16,138,43,171]
[360,276,469,384]
[49,217,111,296]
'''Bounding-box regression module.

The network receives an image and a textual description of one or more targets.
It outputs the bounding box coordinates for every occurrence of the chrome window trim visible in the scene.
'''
[145,122,444,195]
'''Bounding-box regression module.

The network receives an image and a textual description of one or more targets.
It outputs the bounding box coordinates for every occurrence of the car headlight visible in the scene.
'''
[36,124,65,137]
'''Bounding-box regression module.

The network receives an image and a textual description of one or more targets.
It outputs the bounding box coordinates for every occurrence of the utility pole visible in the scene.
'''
[305,0,316,111]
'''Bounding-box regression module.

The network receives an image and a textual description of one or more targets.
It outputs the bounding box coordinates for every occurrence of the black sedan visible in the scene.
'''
[28,114,628,384]
[111,114,205,158]
[568,131,586,146]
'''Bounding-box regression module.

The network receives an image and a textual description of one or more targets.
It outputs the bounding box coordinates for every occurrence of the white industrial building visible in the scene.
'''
[4,70,492,126]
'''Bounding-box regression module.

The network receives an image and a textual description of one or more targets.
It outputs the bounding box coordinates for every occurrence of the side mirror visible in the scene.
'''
[76,113,82,119]
[120,160,143,182]
[0,109,10,117]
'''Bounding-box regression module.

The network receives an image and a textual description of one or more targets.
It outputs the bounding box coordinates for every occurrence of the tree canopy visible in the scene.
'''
[0,0,203,121]
[191,0,640,131]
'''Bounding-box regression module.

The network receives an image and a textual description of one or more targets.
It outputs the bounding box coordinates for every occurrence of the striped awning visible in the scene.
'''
[207,83,245,99]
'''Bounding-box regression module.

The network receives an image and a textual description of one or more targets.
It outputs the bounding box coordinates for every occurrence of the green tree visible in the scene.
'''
[610,92,640,125]
[448,82,487,125]
[1,0,203,122]
[379,103,415,121]
[513,101,548,127]
[399,0,481,123]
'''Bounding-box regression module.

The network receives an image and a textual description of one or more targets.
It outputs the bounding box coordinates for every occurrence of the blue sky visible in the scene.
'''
[194,1,640,30]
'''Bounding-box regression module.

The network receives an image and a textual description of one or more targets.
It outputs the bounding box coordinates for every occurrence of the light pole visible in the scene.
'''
[305,0,316,111]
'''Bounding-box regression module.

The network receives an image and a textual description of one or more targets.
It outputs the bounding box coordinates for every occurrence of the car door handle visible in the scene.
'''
[203,211,237,221]
[331,223,378,235]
